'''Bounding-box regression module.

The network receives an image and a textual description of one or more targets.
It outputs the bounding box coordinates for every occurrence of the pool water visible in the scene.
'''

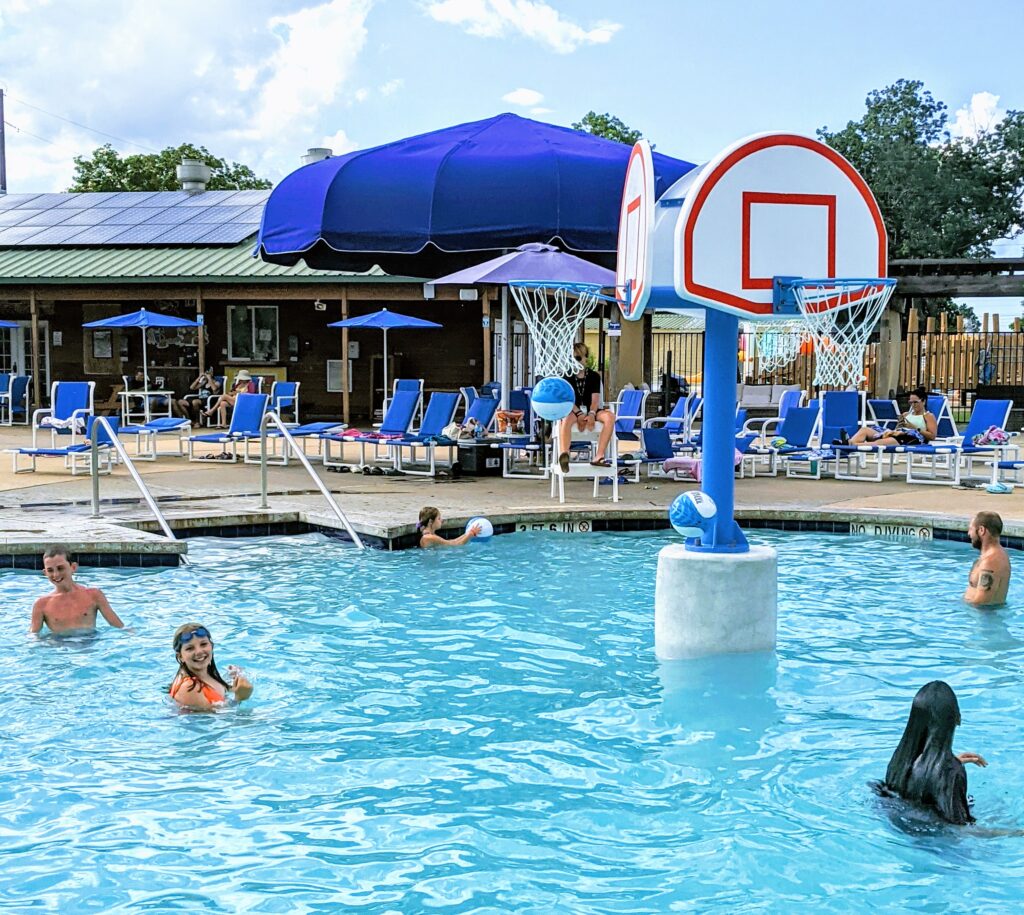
[2,530,1023,912]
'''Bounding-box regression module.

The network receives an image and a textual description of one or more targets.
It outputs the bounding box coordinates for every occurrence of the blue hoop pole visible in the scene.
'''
[688,307,749,554]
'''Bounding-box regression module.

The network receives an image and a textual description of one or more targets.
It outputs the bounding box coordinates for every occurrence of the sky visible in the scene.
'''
[0,0,1020,315]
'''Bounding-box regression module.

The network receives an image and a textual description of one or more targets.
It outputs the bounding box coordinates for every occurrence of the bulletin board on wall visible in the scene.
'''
[82,303,122,376]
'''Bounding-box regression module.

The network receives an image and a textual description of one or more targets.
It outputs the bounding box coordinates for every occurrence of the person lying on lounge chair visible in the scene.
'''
[557,343,616,472]
[203,371,253,427]
[841,387,936,447]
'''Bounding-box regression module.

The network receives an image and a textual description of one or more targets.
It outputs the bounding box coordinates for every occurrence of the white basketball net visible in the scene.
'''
[792,280,896,388]
[509,282,600,377]
[753,321,808,372]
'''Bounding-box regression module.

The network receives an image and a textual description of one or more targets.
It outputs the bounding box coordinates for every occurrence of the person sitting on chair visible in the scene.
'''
[842,387,936,447]
[203,370,252,428]
[557,343,616,472]
[178,368,221,423]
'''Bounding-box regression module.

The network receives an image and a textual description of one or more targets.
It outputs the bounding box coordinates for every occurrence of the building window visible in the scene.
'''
[228,305,279,362]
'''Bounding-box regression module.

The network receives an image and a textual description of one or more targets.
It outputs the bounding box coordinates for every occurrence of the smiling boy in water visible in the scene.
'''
[29,544,125,634]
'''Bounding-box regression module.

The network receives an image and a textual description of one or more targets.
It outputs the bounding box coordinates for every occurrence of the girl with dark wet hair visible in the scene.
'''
[876,681,987,824]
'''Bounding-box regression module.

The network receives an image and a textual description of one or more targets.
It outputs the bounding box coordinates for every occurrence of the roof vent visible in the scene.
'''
[301,147,333,166]
[176,158,212,192]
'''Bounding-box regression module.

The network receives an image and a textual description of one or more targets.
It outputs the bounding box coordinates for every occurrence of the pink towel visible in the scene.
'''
[663,449,744,481]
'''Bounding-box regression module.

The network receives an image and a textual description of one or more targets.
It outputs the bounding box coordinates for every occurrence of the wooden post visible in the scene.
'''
[341,289,350,425]
[481,291,491,385]
[29,288,41,409]
[908,308,920,333]
[993,314,1001,334]
[982,313,990,333]
[957,315,965,334]
[196,285,206,372]
[926,316,936,334]
[875,305,902,397]
[939,312,948,334]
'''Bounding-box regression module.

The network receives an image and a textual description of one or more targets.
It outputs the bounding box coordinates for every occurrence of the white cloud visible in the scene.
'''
[320,128,359,155]
[502,87,543,107]
[950,91,1005,139]
[424,0,621,54]
[379,78,404,96]
[530,106,552,115]
[354,87,370,103]
[0,0,375,191]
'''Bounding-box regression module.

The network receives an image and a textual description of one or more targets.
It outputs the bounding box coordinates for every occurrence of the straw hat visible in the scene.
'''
[235,370,252,381]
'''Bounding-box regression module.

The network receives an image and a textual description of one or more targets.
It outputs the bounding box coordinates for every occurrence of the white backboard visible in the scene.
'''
[672,133,887,320]
[615,140,655,320]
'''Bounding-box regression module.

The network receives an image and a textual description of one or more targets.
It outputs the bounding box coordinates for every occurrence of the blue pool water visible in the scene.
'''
[2,530,1023,912]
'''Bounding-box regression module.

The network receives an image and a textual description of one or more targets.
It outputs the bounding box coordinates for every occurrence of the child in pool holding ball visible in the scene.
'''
[417,506,481,548]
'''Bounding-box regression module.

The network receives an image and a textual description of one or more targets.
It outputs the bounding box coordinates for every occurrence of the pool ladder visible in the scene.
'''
[257,411,365,549]
[88,415,189,565]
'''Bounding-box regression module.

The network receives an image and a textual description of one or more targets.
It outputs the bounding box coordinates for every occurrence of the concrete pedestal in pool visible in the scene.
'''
[655,544,778,659]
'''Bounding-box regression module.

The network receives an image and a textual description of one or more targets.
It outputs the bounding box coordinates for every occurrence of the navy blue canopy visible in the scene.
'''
[256,113,695,275]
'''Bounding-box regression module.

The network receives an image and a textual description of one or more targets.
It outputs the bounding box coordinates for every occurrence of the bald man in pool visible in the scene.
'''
[964,512,1011,607]
[29,544,125,634]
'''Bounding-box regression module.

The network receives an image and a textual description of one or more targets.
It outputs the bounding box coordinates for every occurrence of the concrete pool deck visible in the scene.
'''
[0,424,1020,561]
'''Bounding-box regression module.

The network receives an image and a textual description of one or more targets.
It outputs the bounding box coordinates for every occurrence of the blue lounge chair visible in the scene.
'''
[904,399,1013,486]
[387,391,461,476]
[269,381,300,423]
[33,381,95,448]
[927,393,958,440]
[866,398,900,430]
[323,389,420,470]
[187,393,269,462]
[613,388,650,445]
[120,416,193,460]
[10,415,118,475]
[246,421,347,466]
[623,425,678,480]
[4,374,31,425]
[390,378,424,426]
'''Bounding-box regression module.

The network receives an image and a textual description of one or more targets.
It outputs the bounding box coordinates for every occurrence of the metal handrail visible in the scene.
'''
[90,415,187,562]
[258,410,365,549]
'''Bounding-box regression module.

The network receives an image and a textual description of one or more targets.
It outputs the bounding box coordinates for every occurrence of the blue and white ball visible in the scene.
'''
[531,376,575,422]
[466,516,494,540]
[669,491,717,539]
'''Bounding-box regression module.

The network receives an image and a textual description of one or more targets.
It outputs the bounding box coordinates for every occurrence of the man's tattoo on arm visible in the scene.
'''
[979,571,995,591]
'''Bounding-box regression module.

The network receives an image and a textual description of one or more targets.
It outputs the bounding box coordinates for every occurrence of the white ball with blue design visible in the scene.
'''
[530,376,575,421]
[669,491,717,538]
[466,516,494,541]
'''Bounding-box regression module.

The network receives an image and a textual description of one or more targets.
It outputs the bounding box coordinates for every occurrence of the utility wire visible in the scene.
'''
[3,119,61,147]
[6,95,160,153]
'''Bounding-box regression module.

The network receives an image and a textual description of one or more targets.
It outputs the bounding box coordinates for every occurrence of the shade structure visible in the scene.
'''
[256,113,696,275]
[328,309,441,413]
[428,243,616,288]
[83,308,199,411]
[0,320,18,328]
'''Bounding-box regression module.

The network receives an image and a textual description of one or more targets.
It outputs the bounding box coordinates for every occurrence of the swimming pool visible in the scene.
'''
[2,530,1022,911]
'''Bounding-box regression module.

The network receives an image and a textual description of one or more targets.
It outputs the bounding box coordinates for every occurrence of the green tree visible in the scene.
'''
[571,111,641,145]
[818,80,1024,259]
[68,143,272,192]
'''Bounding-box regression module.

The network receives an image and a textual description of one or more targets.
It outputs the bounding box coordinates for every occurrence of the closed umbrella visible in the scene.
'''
[328,309,441,413]
[83,308,199,419]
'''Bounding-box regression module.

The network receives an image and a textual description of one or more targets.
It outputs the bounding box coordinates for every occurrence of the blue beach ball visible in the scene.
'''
[466,517,494,541]
[669,491,717,538]
[531,376,575,421]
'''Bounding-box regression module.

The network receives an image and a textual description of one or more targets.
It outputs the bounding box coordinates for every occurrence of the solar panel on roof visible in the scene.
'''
[54,193,114,209]
[104,224,178,244]
[0,194,38,211]
[190,207,244,224]
[16,208,72,227]
[149,223,221,244]
[195,221,260,243]
[98,207,170,225]
[0,226,50,244]
[94,191,160,208]
[63,208,119,226]
[0,209,40,226]
[181,191,227,207]
[22,225,93,244]
[14,193,68,210]
[139,208,202,225]
[67,224,137,244]
[224,190,271,205]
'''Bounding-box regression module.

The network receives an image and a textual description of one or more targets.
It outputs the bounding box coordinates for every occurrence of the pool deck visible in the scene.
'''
[0,425,1021,562]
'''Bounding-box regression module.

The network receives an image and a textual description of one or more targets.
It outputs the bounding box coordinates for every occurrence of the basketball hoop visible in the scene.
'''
[752,321,808,373]
[784,278,896,388]
[508,281,602,377]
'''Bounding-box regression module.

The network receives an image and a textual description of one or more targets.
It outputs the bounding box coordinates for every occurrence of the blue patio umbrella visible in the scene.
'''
[428,242,616,288]
[83,307,199,399]
[257,113,696,275]
[0,320,18,328]
[328,309,441,409]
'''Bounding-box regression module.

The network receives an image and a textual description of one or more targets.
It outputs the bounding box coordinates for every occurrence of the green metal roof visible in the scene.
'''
[0,238,416,285]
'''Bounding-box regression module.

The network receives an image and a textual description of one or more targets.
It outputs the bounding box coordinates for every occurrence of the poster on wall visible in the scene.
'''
[92,330,113,359]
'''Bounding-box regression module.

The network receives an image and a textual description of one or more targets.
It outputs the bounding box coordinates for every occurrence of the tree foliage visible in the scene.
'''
[68,143,272,192]
[572,111,641,146]
[818,79,1024,259]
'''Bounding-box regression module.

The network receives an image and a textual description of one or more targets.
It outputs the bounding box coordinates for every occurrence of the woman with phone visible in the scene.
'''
[843,387,937,447]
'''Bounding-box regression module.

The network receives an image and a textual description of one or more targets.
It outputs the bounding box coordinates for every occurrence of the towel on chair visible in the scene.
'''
[663,449,743,482]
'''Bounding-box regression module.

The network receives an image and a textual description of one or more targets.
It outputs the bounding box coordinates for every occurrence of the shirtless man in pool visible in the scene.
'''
[29,545,126,634]
[964,512,1011,607]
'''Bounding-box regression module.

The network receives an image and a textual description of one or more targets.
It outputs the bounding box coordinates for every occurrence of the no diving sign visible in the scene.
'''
[850,522,932,541]
[517,520,592,534]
